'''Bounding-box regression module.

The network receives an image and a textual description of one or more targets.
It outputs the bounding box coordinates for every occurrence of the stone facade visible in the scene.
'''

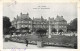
[12,13,32,29]
[12,13,67,32]
[54,15,67,32]
[32,16,48,31]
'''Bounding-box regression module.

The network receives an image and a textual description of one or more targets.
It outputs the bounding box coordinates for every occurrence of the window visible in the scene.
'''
[36,22,38,24]
[55,23,56,24]
[65,22,66,24]
[64,26,66,28]
[41,25,43,28]
[52,22,54,24]
[34,25,35,27]
[38,25,39,27]
[29,25,31,28]
[29,21,31,23]
[24,21,26,23]
[59,22,61,24]
[59,26,61,28]
[26,21,28,23]
[22,25,24,27]
[22,21,23,23]
[34,22,36,24]
[62,22,64,24]
[43,26,45,28]
[26,25,28,27]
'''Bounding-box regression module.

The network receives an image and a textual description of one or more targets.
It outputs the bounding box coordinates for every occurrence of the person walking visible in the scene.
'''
[25,39,28,47]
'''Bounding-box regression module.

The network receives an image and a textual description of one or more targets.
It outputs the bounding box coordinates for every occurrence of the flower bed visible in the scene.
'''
[10,34,77,48]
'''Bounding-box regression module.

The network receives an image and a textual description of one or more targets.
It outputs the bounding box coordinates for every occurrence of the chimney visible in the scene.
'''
[20,12,22,16]
[41,16,43,20]
[41,16,43,18]
[27,12,29,16]
[57,15,59,17]
[61,16,63,17]
[48,17,50,20]
[16,15,18,20]
[52,17,54,20]
[14,17,16,20]
[33,17,34,20]
[17,15,18,18]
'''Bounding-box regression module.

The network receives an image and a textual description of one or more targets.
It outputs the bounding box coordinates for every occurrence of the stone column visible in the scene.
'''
[57,29,59,34]
[48,17,51,38]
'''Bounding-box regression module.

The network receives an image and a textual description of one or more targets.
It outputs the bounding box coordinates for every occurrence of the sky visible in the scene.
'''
[3,3,77,23]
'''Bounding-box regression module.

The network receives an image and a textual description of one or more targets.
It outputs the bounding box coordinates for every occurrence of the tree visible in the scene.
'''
[19,27,30,34]
[24,27,30,33]
[70,18,77,31]
[36,28,47,47]
[3,16,11,35]
[16,29,20,34]
[10,26,16,34]
[51,28,57,32]
[36,28,47,40]
[58,29,63,35]
[59,29,63,32]
[24,27,29,30]
[32,28,37,32]
[67,24,72,32]
[67,18,77,32]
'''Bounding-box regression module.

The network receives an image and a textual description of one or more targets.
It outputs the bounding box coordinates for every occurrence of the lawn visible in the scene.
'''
[10,34,77,48]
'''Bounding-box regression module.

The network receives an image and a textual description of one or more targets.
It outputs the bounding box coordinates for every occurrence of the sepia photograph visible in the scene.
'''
[3,3,77,49]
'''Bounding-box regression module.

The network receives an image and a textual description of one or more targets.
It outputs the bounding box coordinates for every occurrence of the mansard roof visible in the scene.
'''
[49,17,55,22]
[22,17,32,21]
[11,17,17,23]
[33,16,47,22]
[16,13,32,21]
[12,12,67,23]
[55,15,67,22]
[21,14,29,18]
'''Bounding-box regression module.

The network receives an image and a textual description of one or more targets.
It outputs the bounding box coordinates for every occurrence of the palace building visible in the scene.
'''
[32,16,48,31]
[12,12,67,32]
[12,13,32,29]
[54,15,67,32]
